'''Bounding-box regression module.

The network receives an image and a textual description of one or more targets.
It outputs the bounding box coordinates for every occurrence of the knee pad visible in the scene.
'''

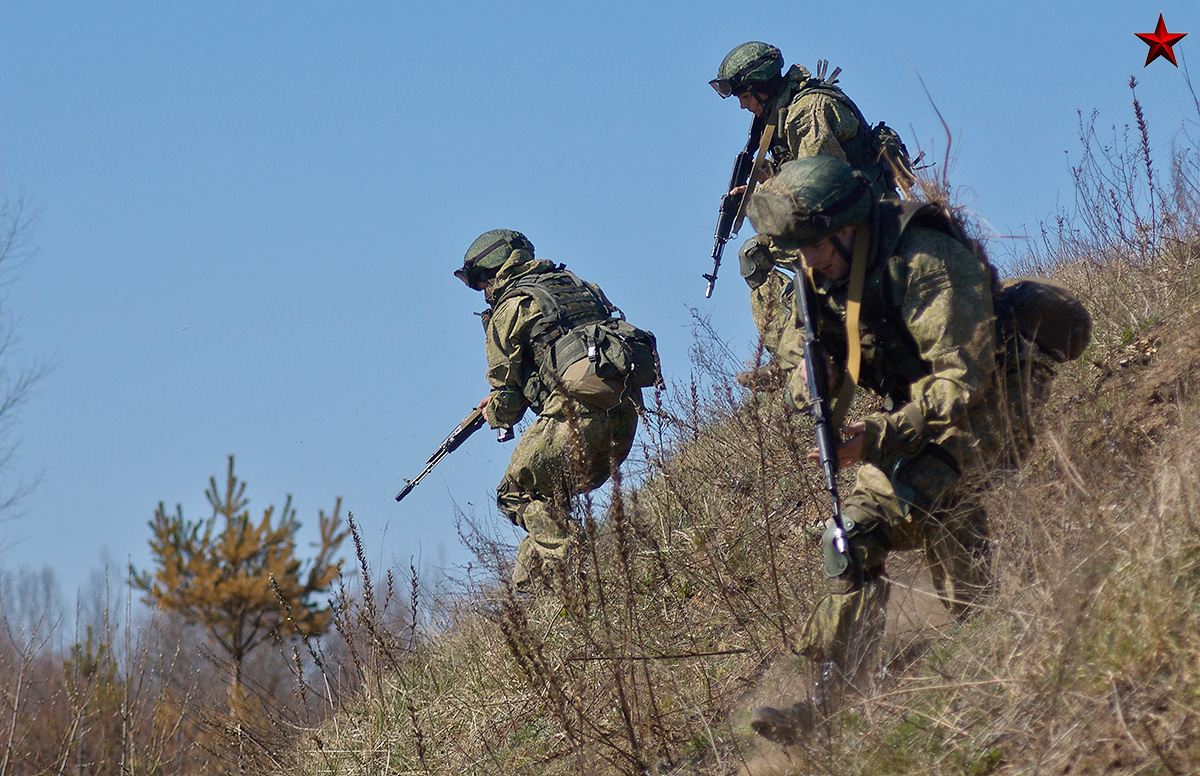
[739,237,776,289]
[821,515,887,580]
[891,446,960,518]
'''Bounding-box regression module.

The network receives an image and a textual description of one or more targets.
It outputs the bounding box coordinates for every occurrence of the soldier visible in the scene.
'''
[741,157,1056,743]
[455,229,652,594]
[709,41,912,388]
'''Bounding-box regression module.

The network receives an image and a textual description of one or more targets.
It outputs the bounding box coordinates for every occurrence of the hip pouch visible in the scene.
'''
[549,320,660,408]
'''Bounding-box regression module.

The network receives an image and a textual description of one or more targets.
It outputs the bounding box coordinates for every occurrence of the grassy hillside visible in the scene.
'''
[276,97,1200,775]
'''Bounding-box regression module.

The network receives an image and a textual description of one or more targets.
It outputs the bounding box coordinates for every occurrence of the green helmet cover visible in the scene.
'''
[711,42,783,97]
[746,157,872,245]
[456,229,535,285]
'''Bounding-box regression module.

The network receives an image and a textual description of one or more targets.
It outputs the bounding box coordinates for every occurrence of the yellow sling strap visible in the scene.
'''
[730,113,777,235]
[829,225,870,428]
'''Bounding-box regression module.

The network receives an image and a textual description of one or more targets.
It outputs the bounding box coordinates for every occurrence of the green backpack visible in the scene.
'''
[995,277,1092,363]
[509,267,662,408]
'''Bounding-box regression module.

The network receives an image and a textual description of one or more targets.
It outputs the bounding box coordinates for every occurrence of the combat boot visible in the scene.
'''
[749,701,816,745]
[750,661,840,745]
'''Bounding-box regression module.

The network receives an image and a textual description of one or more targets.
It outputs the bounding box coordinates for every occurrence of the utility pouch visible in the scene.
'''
[553,320,661,409]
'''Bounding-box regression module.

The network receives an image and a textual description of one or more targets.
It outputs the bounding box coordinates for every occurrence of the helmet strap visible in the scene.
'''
[831,231,855,266]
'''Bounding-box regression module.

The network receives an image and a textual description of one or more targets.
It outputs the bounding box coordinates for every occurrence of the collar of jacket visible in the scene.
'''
[485,253,556,305]
[772,64,814,118]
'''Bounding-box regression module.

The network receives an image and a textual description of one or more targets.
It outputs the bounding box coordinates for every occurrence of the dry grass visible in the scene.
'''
[6,88,1200,776]
[269,87,1200,775]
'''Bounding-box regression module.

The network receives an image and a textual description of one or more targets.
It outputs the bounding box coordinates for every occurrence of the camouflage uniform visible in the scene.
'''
[480,250,640,590]
[748,159,1055,685]
[752,67,884,370]
[712,46,899,377]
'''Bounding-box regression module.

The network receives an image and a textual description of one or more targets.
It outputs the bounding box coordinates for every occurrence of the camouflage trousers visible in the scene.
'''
[749,269,794,363]
[798,453,991,681]
[799,346,1057,679]
[497,399,639,590]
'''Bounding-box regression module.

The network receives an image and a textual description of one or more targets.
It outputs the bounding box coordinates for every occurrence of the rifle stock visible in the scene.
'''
[395,405,488,502]
[705,115,765,298]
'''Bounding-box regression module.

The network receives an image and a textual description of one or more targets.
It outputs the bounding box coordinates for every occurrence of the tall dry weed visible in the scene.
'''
[271,86,1200,776]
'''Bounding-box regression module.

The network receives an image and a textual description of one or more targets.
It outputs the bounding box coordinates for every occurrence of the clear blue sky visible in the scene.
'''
[0,1,1195,600]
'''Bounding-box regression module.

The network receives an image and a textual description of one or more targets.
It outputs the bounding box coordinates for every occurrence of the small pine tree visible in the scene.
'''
[133,455,347,706]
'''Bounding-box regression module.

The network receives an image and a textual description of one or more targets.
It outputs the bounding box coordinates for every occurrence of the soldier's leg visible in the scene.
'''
[756,468,892,745]
[921,499,991,618]
[569,399,640,490]
[739,270,792,390]
[496,417,573,590]
[798,482,891,692]
[893,451,993,618]
[759,457,988,745]
[497,403,641,589]
[799,462,947,682]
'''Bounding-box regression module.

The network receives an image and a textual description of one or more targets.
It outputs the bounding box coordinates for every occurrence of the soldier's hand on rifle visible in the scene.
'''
[796,350,837,392]
[806,420,864,467]
[477,395,513,442]
[729,168,770,197]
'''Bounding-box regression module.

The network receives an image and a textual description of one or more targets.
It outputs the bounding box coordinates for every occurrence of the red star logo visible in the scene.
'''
[1136,14,1187,67]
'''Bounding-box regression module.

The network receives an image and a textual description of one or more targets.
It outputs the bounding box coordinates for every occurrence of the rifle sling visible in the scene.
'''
[830,225,870,428]
[731,114,777,235]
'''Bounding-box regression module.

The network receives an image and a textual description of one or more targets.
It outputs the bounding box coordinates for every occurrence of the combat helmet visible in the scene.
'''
[455,229,535,287]
[746,156,872,246]
[710,42,784,98]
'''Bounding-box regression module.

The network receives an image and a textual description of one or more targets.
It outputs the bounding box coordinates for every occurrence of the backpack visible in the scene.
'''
[507,267,662,409]
[995,277,1092,363]
[871,121,917,195]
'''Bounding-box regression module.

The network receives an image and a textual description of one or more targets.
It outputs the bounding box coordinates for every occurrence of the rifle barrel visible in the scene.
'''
[394,406,486,502]
[796,274,855,568]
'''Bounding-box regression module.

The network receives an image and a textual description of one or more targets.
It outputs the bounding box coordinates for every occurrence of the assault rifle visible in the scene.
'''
[795,274,856,574]
[704,114,766,298]
[395,403,512,503]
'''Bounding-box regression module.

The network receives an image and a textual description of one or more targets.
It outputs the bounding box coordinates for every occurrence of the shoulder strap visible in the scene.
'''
[829,225,871,427]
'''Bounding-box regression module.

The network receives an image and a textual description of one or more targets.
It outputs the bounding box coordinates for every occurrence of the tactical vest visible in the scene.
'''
[494,266,616,409]
[495,265,664,413]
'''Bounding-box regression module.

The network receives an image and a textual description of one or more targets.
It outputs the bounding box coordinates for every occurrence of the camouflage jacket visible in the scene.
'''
[769,65,876,177]
[778,203,1005,473]
[480,252,606,429]
[751,66,884,276]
